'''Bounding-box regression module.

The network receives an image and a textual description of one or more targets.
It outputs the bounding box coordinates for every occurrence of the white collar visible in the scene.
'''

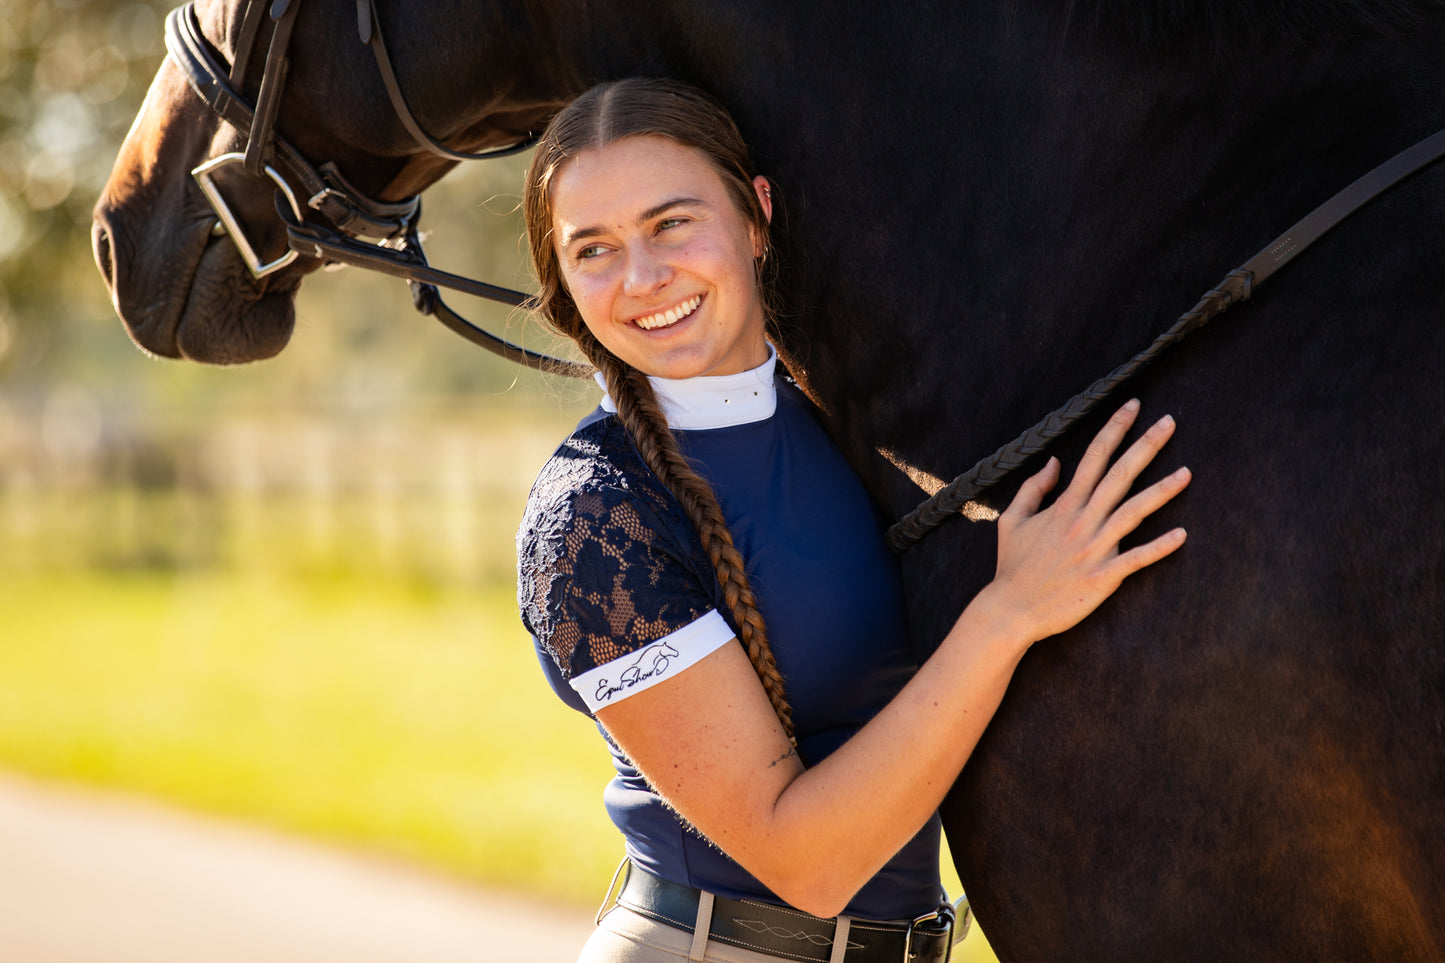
[595,345,778,430]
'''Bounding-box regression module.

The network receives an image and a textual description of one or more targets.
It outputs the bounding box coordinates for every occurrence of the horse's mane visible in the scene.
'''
[1065,0,1443,50]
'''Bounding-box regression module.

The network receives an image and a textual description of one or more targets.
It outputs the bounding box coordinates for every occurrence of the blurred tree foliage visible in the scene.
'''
[0,0,583,412]
[0,0,171,389]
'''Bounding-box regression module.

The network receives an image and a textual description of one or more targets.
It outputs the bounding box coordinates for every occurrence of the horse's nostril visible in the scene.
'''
[92,221,115,289]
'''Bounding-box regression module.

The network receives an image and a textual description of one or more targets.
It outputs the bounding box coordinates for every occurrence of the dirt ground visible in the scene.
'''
[0,773,596,962]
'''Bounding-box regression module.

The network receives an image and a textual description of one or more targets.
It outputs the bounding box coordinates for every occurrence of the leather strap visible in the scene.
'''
[242,0,299,175]
[1242,127,1445,286]
[887,125,1445,552]
[615,865,953,963]
[357,0,536,162]
[281,207,592,377]
[228,0,267,88]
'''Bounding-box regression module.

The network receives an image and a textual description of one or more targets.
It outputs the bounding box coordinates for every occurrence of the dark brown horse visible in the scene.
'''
[93,1,1445,958]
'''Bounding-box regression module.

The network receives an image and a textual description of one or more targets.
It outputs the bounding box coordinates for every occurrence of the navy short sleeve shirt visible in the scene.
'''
[517,368,942,921]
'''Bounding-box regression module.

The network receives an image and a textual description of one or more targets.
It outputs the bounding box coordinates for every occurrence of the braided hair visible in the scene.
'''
[522,78,792,740]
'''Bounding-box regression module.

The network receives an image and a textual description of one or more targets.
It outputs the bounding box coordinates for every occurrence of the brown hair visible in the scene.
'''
[523,78,792,740]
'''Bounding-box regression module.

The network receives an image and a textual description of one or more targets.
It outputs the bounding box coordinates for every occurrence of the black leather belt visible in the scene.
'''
[609,862,954,962]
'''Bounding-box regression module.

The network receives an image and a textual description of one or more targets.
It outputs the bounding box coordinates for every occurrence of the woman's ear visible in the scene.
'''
[753,175,773,224]
[751,176,773,259]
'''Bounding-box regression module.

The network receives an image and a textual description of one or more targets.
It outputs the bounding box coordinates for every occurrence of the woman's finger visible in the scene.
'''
[999,456,1060,528]
[1098,465,1192,545]
[1059,400,1142,508]
[1083,413,1179,521]
[1102,525,1189,581]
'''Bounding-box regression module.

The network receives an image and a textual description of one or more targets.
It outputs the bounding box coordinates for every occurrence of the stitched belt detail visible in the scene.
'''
[615,865,951,963]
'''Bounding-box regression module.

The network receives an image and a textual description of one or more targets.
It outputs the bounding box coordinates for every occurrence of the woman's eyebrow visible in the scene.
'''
[561,197,708,248]
[640,196,706,221]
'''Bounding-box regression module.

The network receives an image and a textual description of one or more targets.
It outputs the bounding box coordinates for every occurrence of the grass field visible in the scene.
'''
[0,569,622,902]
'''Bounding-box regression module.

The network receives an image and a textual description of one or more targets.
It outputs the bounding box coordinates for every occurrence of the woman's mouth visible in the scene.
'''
[634,295,702,330]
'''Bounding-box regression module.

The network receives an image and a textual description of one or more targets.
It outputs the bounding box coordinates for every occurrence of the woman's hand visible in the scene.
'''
[982,399,1190,645]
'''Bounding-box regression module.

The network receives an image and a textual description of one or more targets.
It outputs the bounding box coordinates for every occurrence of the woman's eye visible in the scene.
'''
[657,217,687,232]
[577,245,606,260]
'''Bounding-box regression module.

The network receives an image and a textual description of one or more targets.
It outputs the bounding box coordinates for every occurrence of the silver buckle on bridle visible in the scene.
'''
[192,152,303,277]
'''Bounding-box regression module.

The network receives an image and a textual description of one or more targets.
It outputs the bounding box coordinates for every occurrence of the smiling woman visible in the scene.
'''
[513,78,1190,963]
[547,135,772,380]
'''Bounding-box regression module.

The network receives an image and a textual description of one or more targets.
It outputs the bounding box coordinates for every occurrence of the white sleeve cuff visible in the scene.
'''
[570,610,735,713]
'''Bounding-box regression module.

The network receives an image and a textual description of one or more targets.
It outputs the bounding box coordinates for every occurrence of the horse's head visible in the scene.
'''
[92,0,558,364]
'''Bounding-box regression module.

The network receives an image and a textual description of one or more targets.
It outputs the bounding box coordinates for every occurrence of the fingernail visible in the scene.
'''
[1157,414,1175,429]
[1124,398,1140,411]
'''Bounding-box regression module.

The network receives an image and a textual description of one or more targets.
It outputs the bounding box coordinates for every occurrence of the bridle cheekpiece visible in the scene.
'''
[164,0,589,377]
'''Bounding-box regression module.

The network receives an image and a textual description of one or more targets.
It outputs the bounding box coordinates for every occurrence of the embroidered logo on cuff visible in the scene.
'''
[592,641,681,704]
[570,609,734,712]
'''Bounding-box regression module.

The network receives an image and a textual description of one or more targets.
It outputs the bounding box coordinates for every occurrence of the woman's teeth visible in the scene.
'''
[635,295,701,330]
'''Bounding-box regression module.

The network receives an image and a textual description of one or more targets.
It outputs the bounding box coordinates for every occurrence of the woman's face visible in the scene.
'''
[549,135,772,380]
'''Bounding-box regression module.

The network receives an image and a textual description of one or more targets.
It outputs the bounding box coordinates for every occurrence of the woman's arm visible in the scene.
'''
[595,401,1190,917]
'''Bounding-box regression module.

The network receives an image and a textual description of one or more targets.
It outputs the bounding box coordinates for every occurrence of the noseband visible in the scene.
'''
[164,1,590,378]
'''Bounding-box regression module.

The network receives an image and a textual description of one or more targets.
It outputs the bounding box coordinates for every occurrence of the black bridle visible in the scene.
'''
[164,0,590,378]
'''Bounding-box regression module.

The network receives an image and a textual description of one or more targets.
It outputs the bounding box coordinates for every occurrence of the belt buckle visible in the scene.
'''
[595,856,632,925]
[950,893,973,946]
[903,902,954,962]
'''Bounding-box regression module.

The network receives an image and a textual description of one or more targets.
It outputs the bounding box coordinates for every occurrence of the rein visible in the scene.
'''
[886,126,1445,553]
[165,1,591,378]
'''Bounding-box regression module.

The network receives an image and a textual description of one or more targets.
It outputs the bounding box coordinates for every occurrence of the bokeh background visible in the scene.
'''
[0,1,996,958]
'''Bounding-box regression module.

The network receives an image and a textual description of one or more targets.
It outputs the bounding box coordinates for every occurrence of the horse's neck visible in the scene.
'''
[1063,0,1441,50]
[774,5,1443,507]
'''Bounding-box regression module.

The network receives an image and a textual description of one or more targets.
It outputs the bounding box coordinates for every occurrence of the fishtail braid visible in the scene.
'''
[580,331,796,742]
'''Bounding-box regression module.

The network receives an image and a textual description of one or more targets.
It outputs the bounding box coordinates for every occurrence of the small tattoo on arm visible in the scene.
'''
[768,746,798,768]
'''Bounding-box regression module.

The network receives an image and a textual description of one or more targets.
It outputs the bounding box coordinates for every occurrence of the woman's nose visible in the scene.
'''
[621,245,672,297]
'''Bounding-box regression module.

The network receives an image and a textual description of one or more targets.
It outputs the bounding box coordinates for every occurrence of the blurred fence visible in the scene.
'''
[0,387,588,584]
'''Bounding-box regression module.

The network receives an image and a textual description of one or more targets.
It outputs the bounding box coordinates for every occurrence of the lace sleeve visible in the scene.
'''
[517,421,726,691]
